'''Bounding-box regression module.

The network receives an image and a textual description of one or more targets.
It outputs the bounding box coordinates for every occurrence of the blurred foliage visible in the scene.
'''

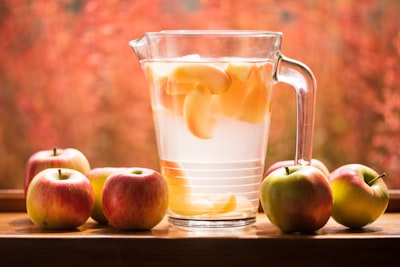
[0,0,399,188]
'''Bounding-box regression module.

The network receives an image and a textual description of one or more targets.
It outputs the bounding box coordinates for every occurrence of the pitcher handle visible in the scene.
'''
[274,55,317,166]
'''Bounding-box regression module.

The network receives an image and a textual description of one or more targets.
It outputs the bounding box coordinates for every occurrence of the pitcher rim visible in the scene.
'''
[143,30,283,37]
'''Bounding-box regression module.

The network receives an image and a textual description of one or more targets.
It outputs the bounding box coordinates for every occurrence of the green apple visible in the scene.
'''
[329,164,389,229]
[87,167,125,224]
[260,165,333,233]
[26,168,95,230]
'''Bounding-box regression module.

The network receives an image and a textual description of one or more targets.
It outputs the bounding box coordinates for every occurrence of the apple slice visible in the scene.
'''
[166,80,198,95]
[169,195,214,216]
[226,62,253,82]
[169,63,231,95]
[145,64,184,114]
[208,192,237,214]
[158,89,186,115]
[216,62,255,117]
[170,192,239,216]
[236,67,270,124]
[227,65,271,123]
[217,64,272,124]
[160,160,203,216]
[183,84,216,139]
[160,160,189,196]
[215,73,246,118]
[235,195,254,214]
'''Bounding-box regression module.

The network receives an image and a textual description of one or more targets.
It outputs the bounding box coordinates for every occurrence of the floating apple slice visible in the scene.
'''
[208,192,237,214]
[158,89,186,114]
[145,64,183,113]
[166,80,197,95]
[169,195,214,216]
[220,64,271,124]
[160,160,214,216]
[169,63,231,94]
[170,192,239,216]
[183,84,216,139]
[238,65,271,123]
[235,195,254,214]
[226,62,253,82]
[236,67,270,123]
[160,160,189,196]
[161,162,242,216]
[215,73,246,118]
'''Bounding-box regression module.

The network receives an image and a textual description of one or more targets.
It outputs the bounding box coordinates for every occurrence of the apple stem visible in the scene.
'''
[285,166,290,175]
[367,172,386,186]
[57,169,69,180]
[132,169,143,175]
[53,147,57,156]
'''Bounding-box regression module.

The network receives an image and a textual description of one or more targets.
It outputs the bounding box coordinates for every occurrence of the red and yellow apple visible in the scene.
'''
[102,167,168,230]
[87,167,125,224]
[329,164,389,229]
[260,165,333,233]
[26,168,95,230]
[24,147,91,196]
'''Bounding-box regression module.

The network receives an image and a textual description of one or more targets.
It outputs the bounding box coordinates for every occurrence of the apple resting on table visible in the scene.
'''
[102,167,168,230]
[260,165,333,233]
[24,147,91,196]
[259,159,330,212]
[329,164,389,229]
[87,167,125,224]
[26,168,95,230]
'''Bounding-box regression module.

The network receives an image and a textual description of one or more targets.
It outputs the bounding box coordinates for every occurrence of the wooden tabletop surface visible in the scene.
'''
[1,212,399,266]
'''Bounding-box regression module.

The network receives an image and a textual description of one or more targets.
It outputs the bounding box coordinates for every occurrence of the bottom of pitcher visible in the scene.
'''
[168,216,256,229]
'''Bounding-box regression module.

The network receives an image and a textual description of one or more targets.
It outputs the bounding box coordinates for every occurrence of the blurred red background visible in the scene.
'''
[0,0,399,189]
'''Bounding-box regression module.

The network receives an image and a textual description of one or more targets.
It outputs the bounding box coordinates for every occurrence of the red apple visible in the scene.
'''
[260,165,333,233]
[87,167,125,224]
[329,164,389,228]
[26,168,95,230]
[264,159,330,178]
[102,167,168,230]
[24,147,91,196]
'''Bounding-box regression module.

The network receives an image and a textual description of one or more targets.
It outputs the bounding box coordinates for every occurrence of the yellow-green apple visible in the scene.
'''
[26,168,95,230]
[24,147,91,196]
[102,167,168,230]
[87,167,125,224]
[329,164,389,229]
[264,159,330,178]
[260,165,333,233]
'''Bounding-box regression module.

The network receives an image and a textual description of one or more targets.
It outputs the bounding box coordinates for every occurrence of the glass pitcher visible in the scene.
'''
[129,30,316,228]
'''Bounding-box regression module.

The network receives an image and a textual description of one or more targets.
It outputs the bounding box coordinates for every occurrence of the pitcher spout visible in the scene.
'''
[128,35,148,62]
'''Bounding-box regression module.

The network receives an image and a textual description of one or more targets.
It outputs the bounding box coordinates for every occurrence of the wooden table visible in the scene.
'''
[0,212,399,267]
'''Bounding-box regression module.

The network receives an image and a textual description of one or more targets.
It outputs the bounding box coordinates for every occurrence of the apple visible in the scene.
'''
[87,167,125,224]
[260,159,330,212]
[264,159,330,178]
[260,165,333,233]
[102,167,168,230]
[329,164,389,229]
[24,147,91,196]
[26,168,95,230]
